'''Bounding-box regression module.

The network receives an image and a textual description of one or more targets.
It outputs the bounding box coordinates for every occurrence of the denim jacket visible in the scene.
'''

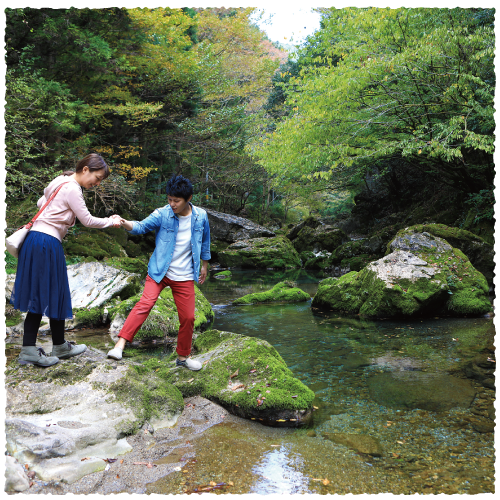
[128,203,211,283]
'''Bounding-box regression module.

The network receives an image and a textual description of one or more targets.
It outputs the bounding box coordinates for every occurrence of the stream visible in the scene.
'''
[10,269,495,494]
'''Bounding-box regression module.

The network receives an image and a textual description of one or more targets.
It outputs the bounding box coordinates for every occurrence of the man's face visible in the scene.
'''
[168,194,192,216]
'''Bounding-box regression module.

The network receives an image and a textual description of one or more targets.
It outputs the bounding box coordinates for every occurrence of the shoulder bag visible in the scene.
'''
[6,182,70,258]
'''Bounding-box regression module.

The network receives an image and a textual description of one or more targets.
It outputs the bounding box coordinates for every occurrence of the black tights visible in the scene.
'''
[22,312,66,347]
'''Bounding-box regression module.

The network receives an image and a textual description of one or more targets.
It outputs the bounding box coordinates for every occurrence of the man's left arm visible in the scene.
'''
[198,214,211,285]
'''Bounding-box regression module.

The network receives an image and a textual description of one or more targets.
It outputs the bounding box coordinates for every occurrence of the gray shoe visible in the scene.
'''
[19,346,59,367]
[50,341,87,359]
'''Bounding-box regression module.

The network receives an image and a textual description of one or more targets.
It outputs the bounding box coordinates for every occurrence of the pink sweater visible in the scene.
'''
[31,175,113,241]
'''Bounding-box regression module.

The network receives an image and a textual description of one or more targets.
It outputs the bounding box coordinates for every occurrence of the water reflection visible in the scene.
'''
[250,445,309,494]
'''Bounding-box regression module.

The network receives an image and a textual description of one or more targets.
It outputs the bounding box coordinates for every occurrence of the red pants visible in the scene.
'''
[118,275,195,357]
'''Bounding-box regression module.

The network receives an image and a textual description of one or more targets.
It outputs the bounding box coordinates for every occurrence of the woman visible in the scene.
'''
[11,153,122,367]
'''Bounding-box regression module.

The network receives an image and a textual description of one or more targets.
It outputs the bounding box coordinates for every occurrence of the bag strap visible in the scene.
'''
[25,182,71,230]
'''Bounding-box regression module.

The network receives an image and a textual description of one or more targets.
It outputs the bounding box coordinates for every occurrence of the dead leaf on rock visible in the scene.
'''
[231,384,245,391]
[322,479,330,486]
[81,457,91,461]
[257,399,263,406]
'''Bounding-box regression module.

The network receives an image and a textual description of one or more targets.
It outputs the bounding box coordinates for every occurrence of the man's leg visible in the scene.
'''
[108,275,166,358]
[168,279,196,358]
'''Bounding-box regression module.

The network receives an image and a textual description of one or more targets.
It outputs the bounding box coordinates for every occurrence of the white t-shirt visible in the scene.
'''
[166,214,194,281]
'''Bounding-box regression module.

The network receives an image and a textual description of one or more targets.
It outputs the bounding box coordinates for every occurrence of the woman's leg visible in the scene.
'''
[50,318,66,346]
[22,312,42,346]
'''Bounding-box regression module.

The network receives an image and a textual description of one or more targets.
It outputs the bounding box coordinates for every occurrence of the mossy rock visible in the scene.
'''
[210,240,230,261]
[108,285,214,341]
[73,307,105,328]
[214,270,232,279]
[63,226,127,261]
[233,281,310,305]
[142,329,315,426]
[104,256,148,278]
[390,224,494,286]
[5,304,22,327]
[218,236,301,269]
[292,225,347,254]
[313,232,492,319]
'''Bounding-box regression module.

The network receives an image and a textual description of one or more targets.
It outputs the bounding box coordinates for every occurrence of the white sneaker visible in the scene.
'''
[107,346,123,360]
[176,357,202,371]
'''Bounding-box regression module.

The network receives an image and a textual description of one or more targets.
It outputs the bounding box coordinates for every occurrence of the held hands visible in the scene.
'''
[109,214,123,228]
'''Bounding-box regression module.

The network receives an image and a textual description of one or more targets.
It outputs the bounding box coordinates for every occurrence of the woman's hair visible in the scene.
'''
[62,153,110,179]
[166,175,193,201]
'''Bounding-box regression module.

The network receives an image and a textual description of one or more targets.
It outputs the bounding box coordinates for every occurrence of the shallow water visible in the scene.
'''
[148,269,495,494]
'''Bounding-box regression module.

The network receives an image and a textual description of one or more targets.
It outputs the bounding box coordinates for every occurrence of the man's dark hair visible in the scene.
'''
[166,175,193,201]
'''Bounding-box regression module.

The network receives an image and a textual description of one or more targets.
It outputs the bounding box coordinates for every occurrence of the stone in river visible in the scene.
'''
[322,432,385,457]
[367,372,476,411]
[342,353,371,371]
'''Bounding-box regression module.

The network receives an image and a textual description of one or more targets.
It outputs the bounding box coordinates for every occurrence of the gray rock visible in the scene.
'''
[5,456,30,492]
[367,372,476,411]
[205,209,275,243]
[5,347,183,484]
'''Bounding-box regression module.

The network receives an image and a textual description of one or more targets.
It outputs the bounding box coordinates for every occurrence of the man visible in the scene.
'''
[107,175,210,370]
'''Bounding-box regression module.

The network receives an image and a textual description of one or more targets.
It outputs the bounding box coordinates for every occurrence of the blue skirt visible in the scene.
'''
[10,231,73,320]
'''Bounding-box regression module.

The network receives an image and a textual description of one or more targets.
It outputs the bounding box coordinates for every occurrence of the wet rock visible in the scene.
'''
[233,281,310,305]
[471,420,495,433]
[5,456,30,492]
[307,430,317,437]
[153,329,315,427]
[108,284,213,343]
[322,432,384,457]
[367,372,476,411]
[205,209,275,243]
[218,236,301,269]
[5,347,184,484]
[342,353,371,371]
[291,224,348,254]
[487,404,495,421]
[312,230,492,318]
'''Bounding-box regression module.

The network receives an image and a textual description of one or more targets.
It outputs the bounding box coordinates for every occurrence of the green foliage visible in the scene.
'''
[252,7,495,201]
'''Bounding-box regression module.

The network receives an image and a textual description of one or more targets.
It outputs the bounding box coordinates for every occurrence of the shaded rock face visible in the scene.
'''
[312,231,492,318]
[233,281,310,305]
[5,347,184,484]
[291,225,348,254]
[108,285,214,343]
[205,209,275,243]
[322,432,384,457]
[218,236,301,269]
[153,329,315,427]
[5,456,30,492]
[367,372,476,411]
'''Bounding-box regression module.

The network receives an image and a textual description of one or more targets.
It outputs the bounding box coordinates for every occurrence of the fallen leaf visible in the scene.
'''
[81,457,91,461]
[27,471,36,479]
[230,369,239,378]
[228,481,234,486]
[120,459,124,464]
[322,479,330,485]
[257,399,263,406]
[397,440,405,444]
[249,369,257,373]
[271,444,280,447]
[210,481,217,486]
[291,395,298,398]
[104,458,118,463]
[116,474,120,479]
[187,378,194,383]
[203,360,209,365]
[231,383,245,391]
[276,419,286,422]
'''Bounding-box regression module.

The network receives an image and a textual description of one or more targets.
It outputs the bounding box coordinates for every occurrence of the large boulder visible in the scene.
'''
[312,231,491,318]
[233,281,310,305]
[108,285,214,343]
[205,208,275,243]
[5,347,184,484]
[392,224,494,286]
[291,224,348,254]
[148,329,315,426]
[218,236,301,269]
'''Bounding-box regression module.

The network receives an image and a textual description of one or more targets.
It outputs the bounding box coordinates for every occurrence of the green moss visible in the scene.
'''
[312,272,364,314]
[142,330,315,415]
[5,251,17,275]
[214,270,232,279]
[108,364,184,433]
[233,281,310,305]
[5,305,22,327]
[74,307,104,327]
[293,226,346,253]
[62,226,126,261]
[104,256,148,278]
[219,236,301,269]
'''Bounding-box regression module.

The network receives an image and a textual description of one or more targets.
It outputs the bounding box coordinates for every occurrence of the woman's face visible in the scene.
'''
[80,167,105,189]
